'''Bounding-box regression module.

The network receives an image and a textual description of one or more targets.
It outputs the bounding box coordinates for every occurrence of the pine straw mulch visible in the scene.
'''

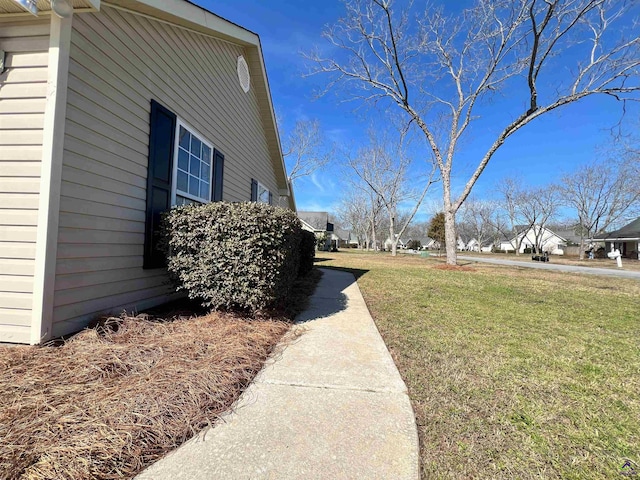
[0,268,322,480]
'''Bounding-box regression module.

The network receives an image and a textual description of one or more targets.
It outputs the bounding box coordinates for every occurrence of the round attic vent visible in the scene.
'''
[237,55,250,93]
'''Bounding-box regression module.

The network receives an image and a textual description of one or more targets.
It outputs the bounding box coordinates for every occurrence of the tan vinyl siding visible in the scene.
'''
[52,6,278,335]
[0,21,49,344]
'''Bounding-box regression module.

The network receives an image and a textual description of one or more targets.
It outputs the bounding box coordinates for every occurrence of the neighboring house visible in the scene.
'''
[553,228,584,256]
[554,229,582,246]
[333,228,358,248]
[466,238,494,253]
[456,236,467,251]
[500,225,566,255]
[0,0,293,344]
[423,237,441,250]
[383,234,406,251]
[592,216,640,260]
[405,237,428,250]
[466,238,480,252]
[298,211,334,250]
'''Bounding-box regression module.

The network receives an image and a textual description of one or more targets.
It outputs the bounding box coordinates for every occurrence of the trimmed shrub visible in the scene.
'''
[407,239,422,250]
[299,230,316,276]
[164,202,303,313]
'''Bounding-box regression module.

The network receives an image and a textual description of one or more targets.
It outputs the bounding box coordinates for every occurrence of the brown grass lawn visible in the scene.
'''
[0,270,320,480]
[316,250,640,479]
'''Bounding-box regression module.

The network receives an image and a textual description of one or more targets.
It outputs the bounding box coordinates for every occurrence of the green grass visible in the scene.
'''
[316,251,640,479]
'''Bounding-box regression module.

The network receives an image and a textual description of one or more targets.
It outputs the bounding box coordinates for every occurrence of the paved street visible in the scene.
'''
[458,255,640,280]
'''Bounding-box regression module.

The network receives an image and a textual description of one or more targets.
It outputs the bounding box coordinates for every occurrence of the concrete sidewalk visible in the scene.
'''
[136,268,420,480]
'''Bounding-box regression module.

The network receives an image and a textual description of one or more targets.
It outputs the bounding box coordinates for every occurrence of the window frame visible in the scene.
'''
[256,181,271,204]
[171,118,214,205]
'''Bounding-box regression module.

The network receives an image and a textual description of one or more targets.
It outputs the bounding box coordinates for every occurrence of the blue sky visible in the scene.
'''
[197,0,639,220]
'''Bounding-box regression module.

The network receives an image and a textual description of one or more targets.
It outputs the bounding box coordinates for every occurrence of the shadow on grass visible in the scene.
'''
[313,257,331,263]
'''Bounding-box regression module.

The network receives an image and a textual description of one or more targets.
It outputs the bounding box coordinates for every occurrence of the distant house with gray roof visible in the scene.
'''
[297,211,334,250]
[592,216,640,260]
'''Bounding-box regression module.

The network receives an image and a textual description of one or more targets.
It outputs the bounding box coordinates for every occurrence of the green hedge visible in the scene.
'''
[164,201,304,313]
[299,230,316,276]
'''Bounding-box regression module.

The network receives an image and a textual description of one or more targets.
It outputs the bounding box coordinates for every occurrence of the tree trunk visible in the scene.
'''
[579,231,585,260]
[389,216,397,256]
[370,217,377,252]
[514,232,521,256]
[444,209,457,265]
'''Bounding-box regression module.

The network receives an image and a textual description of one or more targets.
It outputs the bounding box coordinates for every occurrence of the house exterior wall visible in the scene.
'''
[0,21,50,343]
[604,241,640,260]
[502,227,565,255]
[50,5,280,338]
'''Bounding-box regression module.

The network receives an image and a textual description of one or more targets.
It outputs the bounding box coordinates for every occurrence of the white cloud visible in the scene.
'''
[310,172,325,193]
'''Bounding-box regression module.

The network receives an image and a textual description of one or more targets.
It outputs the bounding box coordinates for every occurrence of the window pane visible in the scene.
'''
[190,136,202,158]
[189,176,200,196]
[258,184,270,204]
[202,145,211,164]
[201,162,210,181]
[200,181,210,200]
[178,148,189,172]
[189,155,201,177]
[177,170,188,192]
[179,126,190,150]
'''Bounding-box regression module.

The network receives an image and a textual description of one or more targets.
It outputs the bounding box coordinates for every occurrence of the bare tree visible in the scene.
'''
[559,159,640,259]
[494,177,528,255]
[282,119,332,183]
[308,0,640,264]
[348,133,437,256]
[339,174,386,250]
[336,188,372,248]
[460,198,497,253]
[519,185,560,253]
[403,220,430,242]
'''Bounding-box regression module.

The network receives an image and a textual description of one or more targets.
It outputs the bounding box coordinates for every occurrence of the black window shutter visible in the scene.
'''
[143,100,176,269]
[251,178,258,202]
[211,149,224,202]
[268,191,273,205]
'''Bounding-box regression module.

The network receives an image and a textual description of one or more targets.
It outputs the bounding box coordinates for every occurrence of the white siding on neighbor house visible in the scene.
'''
[0,22,49,344]
[51,6,279,337]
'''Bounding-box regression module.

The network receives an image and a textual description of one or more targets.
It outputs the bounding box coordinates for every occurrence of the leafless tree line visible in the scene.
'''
[337,131,437,255]
[308,0,640,264]
[458,155,640,258]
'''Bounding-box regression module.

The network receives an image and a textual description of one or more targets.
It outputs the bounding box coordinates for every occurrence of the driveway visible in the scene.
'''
[458,255,640,280]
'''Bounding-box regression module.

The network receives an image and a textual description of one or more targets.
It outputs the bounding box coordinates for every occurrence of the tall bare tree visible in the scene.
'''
[460,198,497,253]
[348,133,437,256]
[559,159,640,259]
[308,0,640,264]
[337,187,373,248]
[339,175,386,250]
[494,177,528,255]
[519,185,560,253]
[282,119,332,183]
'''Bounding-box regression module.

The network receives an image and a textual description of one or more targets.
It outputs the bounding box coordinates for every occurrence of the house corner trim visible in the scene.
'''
[31,14,73,345]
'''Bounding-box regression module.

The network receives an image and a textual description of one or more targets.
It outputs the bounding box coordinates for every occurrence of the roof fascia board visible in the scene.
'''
[103,0,259,46]
[592,237,640,241]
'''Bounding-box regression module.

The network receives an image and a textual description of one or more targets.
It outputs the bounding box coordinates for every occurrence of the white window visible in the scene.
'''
[172,121,213,205]
[257,181,270,204]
